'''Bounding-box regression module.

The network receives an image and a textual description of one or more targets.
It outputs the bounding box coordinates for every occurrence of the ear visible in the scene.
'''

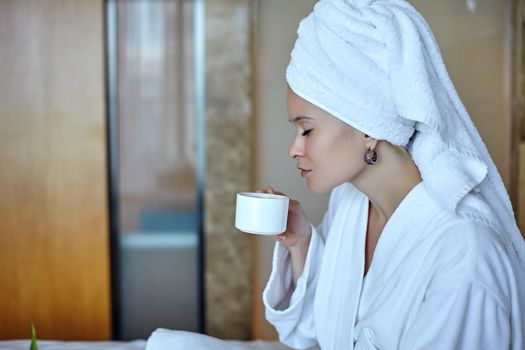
[364,134,379,150]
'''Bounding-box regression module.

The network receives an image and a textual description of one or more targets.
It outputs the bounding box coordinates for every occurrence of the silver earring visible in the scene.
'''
[364,147,377,165]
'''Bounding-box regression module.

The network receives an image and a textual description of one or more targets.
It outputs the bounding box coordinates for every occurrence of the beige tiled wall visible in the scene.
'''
[253,0,325,340]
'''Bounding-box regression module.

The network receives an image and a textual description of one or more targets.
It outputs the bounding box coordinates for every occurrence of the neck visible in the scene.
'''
[352,144,422,224]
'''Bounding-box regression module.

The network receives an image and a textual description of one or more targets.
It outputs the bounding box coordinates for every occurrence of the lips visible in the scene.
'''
[298,166,312,177]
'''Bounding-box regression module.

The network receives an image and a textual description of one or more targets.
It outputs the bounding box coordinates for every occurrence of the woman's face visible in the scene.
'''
[287,88,369,193]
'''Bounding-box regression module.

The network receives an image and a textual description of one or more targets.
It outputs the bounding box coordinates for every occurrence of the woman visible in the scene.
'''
[261,0,525,349]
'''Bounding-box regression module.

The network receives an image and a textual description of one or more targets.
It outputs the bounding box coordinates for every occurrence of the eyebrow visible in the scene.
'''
[288,116,313,124]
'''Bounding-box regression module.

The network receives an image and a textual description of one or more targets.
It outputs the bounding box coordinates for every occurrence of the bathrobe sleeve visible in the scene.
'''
[262,189,339,349]
[400,222,513,350]
[262,226,324,349]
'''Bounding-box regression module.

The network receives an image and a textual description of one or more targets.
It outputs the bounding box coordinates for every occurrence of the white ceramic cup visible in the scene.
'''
[235,192,289,235]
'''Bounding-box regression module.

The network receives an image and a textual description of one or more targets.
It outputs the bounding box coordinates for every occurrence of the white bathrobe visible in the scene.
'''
[263,182,524,349]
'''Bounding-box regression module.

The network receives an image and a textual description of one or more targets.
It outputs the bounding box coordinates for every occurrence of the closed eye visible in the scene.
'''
[302,129,312,136]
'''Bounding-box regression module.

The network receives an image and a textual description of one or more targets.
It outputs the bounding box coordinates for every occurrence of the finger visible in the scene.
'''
[267,186,287,196]
[269,233,286,241]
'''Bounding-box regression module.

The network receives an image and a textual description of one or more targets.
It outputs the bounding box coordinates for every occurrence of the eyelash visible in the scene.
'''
[302,129,312,136]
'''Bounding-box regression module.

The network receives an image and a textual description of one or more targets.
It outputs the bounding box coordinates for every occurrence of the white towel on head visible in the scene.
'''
[286,0,524,265]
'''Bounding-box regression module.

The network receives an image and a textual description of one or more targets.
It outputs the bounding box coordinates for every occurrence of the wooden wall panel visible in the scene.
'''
[0,0,110,340]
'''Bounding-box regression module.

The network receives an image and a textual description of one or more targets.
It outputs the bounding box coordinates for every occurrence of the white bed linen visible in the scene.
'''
[0,340,146,350]
[0,335,292,350]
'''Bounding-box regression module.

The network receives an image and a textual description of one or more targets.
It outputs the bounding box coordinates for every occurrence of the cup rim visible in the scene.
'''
[237,192,288,200]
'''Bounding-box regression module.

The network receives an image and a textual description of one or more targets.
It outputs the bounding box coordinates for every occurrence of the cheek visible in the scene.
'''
[304,128,363,169]
[323,132,364,175]
[304,133,330,159]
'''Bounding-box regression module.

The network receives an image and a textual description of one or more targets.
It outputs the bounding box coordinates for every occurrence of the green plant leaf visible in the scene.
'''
[30,323,39,350]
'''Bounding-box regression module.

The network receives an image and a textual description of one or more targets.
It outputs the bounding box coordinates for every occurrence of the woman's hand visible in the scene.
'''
[258,186,312,286]
[258,186,312,250]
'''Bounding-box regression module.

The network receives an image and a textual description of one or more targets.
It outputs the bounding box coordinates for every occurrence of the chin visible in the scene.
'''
[307,175,350,194]
[306,179,333,194]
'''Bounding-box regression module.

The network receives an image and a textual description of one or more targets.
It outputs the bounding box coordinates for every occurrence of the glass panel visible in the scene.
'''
[114,0,200,340]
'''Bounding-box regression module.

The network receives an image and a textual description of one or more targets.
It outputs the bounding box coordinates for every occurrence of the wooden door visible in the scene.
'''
[0,0,111,340]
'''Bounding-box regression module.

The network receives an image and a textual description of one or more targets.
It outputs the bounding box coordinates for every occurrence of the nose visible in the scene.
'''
[288,133,305,159]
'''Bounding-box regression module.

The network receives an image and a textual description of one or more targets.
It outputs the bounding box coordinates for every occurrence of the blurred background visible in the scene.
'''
[0,0,524,343]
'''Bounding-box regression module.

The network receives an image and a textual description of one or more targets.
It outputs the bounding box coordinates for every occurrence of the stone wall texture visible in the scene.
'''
[205,0,254,340]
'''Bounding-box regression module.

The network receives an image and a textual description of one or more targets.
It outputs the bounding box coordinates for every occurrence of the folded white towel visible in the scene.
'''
[145,329,296,350]
[145,329,241,350]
